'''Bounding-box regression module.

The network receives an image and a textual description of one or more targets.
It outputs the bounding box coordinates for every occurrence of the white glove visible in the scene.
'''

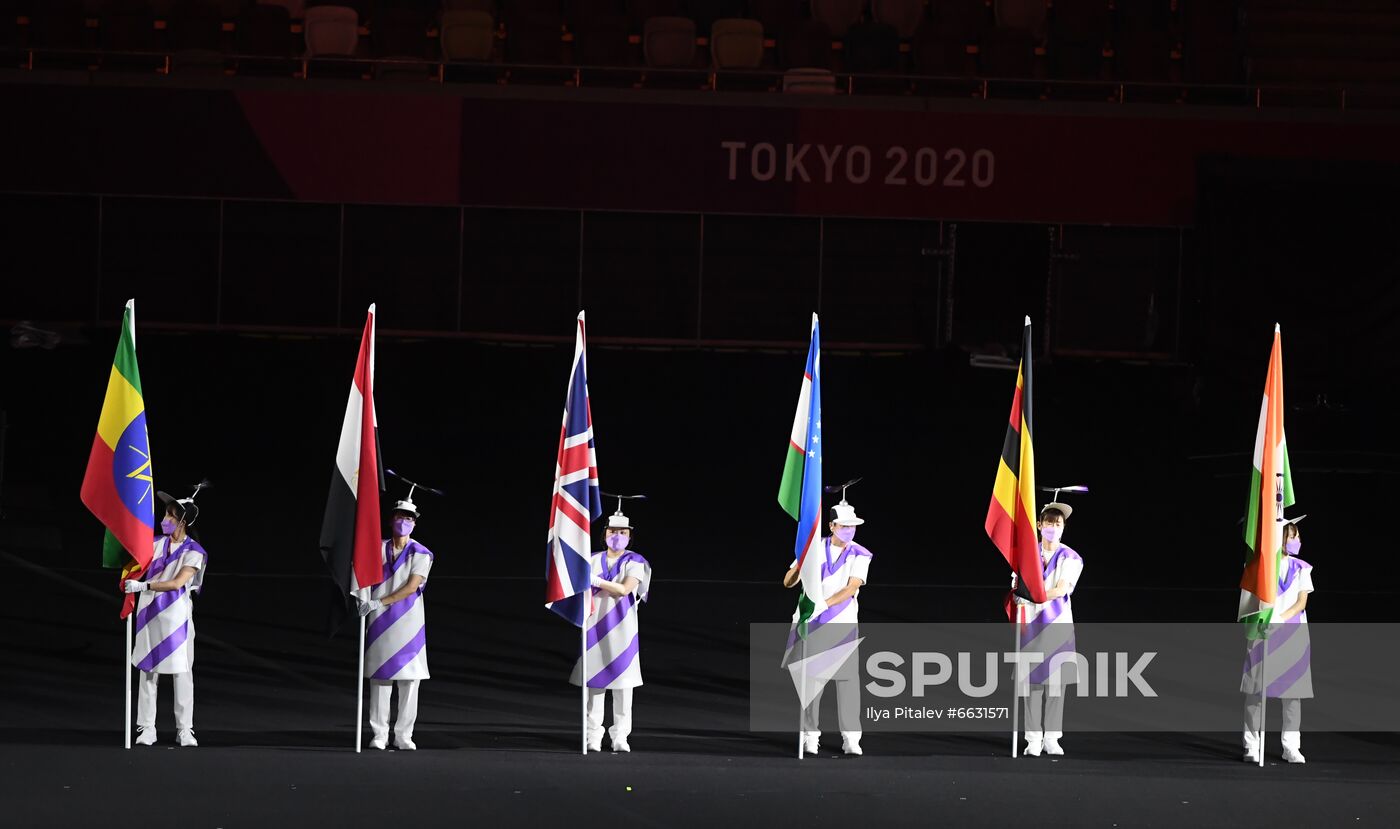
[357,598,382,617]
[591,575,605,588]
[124,580,148,594]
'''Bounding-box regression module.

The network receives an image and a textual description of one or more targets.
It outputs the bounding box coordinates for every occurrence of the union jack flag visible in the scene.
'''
[545,311,603,627]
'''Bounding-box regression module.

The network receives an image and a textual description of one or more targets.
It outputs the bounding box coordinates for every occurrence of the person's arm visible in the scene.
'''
[127,565,198,593]
[783,564,800,588]
[595,575,641,598]
[1043,578,1073,601]
[1276,591,1308,622]
[379,575,425,606]
[824,576,864,607]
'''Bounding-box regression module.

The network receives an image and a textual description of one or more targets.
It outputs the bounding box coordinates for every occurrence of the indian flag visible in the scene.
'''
[778,313,826,637]
[1238,324,1295,623]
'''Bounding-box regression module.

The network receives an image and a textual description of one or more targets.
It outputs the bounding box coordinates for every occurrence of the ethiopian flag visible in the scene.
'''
[80,299,156,619]
[779,314,826,637]
[1238,324,1294,624]
[986,317,1047,612]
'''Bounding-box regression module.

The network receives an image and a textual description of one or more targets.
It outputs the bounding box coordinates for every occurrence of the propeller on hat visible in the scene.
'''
[823,477,863,504]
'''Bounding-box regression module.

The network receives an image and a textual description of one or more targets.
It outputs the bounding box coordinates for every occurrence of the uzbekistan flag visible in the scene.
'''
[80,299,155,620]
[320,305,386,629]
[1238,324,1294,623]
[986,316,1048,614]
[545,311,603,627]
[778,313,826,638]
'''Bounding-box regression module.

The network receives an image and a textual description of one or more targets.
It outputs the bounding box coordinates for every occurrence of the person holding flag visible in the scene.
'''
[124,485,210,747]
[569,495,652,753]
[355,487,435,751]
[778,315,872,758]
[319,304,389,752]
[1010,496,1084,757]
[1241,515,1313,764]
[545,311,605,754]
[80,298,157,749]
[1238,325,1309,765]
[782,491,872,757]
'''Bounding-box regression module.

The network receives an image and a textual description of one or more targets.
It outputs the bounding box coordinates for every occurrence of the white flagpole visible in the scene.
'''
[1011,602,1022,758]
[797,633,806,759]
[581,603,588,755]
[124,613,133,749]
[356,614,366,753]
[1258,625,1267,767]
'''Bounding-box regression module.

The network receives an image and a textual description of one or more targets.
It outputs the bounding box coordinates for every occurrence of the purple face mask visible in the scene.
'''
[160,518,178,536]
[833,526,857,543]
[394,518,415,537]
[1040,526,1062,543]
[606,533,630,552]
[1285,538,1301,556]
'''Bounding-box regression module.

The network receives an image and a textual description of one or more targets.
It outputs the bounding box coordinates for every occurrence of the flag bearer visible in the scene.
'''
[1012,500,1083,757]
[1241,515,1313,764]
[356,490,434,750]
[783,491,872,757]
[124,484,210,747]
[570,496,652,752]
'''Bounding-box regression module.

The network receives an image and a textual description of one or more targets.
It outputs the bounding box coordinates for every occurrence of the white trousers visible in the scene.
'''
[801,679,862,743]
[1243,697,1302,753]
[136,670,193,731]
[369,679,421,744]
[586,687,633,746]
[1024,684,1065,741]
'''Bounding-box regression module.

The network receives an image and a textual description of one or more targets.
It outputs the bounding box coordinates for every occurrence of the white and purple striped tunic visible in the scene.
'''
[570,550,652,690]
[1240,556,1314,699]
[360,539,433,681]
[781,539,872,665]
[1017,544,1083,687]
[130,535,207,675]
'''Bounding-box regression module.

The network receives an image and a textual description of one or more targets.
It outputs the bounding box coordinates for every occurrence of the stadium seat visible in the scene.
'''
[782,66,836,93]
[844,22,900,74]
[778,19,832,70]
[304,5,360,56]
[440,9,496,61]
[642,15,696,66]
[710,17,763,69]
[871,0,925,40]
[810,0,862,39]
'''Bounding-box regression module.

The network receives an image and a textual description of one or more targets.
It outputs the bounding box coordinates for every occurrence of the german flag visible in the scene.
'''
[986,317,1048,612]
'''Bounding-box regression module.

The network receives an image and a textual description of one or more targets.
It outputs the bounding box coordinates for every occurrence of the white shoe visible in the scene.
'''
[611,739,631,753]
[135,727,157,746]
[177,729,198,747]
[1024,740,1043,757]
[802,736,820,755]
[1243,751,1260,764]
[842,739,863,756]
[369,734,387,750]
[1044,738,1063,756]
[1283,748,1306,764]
[394,737,417,751]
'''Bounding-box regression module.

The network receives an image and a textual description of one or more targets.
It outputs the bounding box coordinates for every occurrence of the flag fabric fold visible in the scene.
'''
[779,313,826,638]
[986,317,1048,614]
[81,299,155,619]
[1239,324,1294,625]
[320,304,386,633]
[546,311,603,627]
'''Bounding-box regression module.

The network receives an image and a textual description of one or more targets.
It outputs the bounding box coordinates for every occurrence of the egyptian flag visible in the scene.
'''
[986,317,1048,617]
[319,304,386,634]
[1238,324,1294,624]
